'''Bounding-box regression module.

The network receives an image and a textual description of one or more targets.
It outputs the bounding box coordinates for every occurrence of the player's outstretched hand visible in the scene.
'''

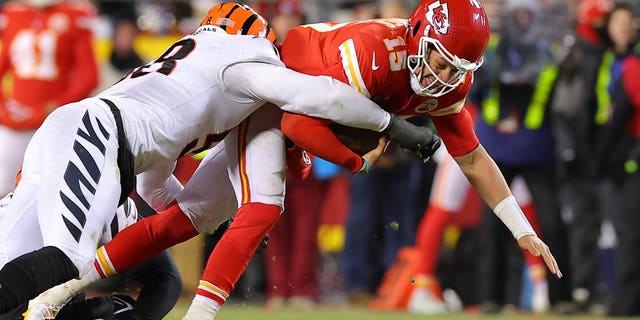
[518,234,563,279]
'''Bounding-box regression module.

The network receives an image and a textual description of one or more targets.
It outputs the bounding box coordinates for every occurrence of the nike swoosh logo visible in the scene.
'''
[113,295,135,314]
[372,52,380,71]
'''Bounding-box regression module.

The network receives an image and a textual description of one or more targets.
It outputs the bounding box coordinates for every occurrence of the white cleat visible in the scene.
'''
[407,287,447,315]
[22,302,60,320]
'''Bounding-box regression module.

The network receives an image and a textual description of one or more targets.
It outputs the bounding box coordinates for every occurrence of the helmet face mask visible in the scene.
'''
[407,0,490,97]
[408,35,473,97]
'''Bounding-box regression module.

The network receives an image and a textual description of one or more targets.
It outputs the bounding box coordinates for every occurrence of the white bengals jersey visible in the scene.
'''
[96,25,390,174]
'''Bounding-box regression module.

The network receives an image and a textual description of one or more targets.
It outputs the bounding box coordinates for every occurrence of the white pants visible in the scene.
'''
[0,101,121,276]
[178,105,287,234]
[0,126,36,196]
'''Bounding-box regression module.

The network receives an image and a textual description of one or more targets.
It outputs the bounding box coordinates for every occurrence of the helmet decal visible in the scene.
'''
[426,1,450,35]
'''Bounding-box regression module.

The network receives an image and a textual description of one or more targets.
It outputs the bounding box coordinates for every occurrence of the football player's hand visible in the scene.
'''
[402,132,441,163]
[357,136,389,175]
[518,234,563,279]
[383,114,440,161]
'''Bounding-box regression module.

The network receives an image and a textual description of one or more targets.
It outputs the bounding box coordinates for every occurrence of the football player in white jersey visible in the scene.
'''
[0,2,439,317]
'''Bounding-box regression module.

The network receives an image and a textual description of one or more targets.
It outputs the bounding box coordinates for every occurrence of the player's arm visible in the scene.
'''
[281,113,365,173]
[436,106,561,278]
[53,8,99,107]
[222,61,435,154]
[223,61,388,131]
[136,161,183,212]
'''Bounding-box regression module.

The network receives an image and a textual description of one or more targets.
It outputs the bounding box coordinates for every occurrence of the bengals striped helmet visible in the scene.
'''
[200,2,276,43]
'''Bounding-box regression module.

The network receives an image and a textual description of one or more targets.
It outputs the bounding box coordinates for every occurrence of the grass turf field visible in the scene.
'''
[163,300,640,320]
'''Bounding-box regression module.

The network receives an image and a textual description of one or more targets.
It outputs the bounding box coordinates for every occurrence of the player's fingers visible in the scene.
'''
[539,242,562,279]
[527,241,541,256]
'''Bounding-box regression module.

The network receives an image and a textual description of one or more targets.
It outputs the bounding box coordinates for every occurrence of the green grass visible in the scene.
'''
[163,299,640,320]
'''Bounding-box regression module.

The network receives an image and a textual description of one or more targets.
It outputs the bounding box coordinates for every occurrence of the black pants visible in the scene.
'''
[562,177,612,303]
[609,172,640,315]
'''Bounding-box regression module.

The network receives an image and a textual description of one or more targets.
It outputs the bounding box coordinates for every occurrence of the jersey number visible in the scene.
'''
[383,37,407,72]
[11,30,58,80]
[130,38,196,78]
[178,132,229,159]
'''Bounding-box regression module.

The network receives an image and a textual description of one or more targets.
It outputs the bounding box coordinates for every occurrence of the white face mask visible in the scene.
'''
[24,0,60,8]
[407,36,483,97]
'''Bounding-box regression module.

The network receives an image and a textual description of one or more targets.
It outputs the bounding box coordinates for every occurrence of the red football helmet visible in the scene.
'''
[407,0,490,97]
[199,2,276,44]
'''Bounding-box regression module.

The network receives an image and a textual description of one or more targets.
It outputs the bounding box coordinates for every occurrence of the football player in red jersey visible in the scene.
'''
[0,0,99,196]
[279,0,561,280]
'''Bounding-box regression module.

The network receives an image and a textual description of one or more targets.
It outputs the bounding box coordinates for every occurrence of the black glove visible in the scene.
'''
[383,114,441,162]
[402,133,441,163]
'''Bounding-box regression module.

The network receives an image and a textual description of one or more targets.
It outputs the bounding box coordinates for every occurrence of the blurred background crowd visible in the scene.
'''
[2,0,640,317]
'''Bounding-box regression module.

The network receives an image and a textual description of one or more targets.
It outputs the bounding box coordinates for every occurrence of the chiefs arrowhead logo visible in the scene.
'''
[426,1,450,35]
[415,100,439,113]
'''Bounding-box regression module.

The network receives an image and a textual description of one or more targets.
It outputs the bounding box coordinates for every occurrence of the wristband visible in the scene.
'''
[493,195,536,240]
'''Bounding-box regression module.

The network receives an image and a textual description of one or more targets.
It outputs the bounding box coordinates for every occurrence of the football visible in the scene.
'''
[329,124,383,155]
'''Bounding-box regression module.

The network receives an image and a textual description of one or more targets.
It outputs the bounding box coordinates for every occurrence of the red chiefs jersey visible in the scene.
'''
[279,19,479,172]
[0,1,99,130]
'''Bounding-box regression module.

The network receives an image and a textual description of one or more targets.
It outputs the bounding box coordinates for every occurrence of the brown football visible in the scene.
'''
[329,124,383,155]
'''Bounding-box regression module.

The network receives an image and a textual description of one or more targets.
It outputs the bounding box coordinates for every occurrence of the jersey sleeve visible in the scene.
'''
[221,62,390,132]
[430,106,479,157]
[281,112,364,173]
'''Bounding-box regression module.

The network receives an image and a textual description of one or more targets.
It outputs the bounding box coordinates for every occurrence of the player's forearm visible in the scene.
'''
[281,113,363,173]
[454,145,510,208]
[223,62,391,132]
[454,145,535,239]
[136,164,184,211]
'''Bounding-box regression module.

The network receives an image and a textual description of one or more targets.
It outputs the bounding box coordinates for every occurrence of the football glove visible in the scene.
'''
[402,132,441,163]
[384,114,441,162]
[383,114,439,159]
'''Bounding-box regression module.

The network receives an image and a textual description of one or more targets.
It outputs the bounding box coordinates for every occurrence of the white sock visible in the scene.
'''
[183,295,221,319]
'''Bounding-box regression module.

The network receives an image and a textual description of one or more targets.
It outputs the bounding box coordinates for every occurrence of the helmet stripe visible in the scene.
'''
[241,14,259,35]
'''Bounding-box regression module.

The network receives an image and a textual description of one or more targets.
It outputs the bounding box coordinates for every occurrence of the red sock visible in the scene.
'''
[196,203,280,305]
[95,202,198,277]
[415,206,451,276]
